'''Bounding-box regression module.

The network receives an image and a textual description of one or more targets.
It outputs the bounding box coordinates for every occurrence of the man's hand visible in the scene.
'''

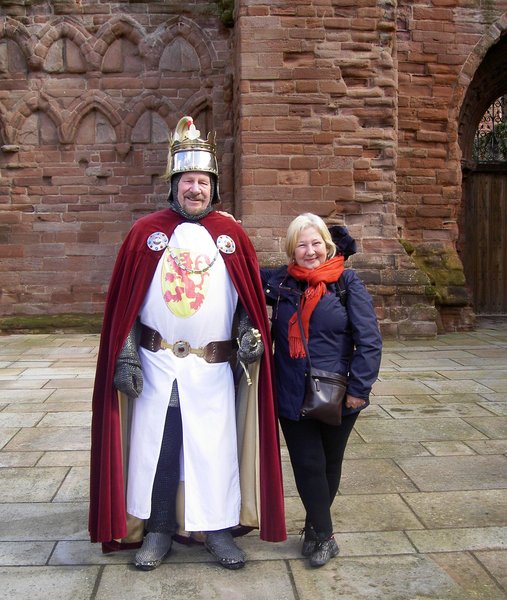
[113,322,143,399]
[114,360,143,399]
[238,328,264,364]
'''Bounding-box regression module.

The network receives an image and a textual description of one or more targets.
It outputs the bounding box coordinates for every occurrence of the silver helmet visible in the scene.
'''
[165,116,220,204]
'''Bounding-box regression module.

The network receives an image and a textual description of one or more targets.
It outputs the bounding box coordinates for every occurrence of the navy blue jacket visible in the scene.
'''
[261,266,382,421]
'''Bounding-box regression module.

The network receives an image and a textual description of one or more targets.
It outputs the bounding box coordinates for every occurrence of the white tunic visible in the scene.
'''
[126,222,240,531]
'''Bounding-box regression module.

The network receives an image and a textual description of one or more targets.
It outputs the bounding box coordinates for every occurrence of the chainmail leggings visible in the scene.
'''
[146,402,183,534]
[279,412,359,536]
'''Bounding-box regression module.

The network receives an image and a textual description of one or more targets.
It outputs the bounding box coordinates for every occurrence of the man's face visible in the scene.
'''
[176,171,212,215]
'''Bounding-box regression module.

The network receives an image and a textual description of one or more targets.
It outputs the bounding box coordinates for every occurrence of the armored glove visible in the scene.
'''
[237,304,264,364]
[113,320,143,399]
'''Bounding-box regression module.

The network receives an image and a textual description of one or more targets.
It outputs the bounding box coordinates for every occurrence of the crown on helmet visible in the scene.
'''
[165,116,220,203]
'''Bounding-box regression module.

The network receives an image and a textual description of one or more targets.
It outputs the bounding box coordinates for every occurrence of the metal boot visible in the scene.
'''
[134,532,173,570]
[205,529,246,570]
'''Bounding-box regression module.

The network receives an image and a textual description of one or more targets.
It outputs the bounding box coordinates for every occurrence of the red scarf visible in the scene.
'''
[287,256,345,358]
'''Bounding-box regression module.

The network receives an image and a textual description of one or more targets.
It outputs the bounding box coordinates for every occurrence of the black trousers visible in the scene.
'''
[146,405,183,534]
[279,412,359,536]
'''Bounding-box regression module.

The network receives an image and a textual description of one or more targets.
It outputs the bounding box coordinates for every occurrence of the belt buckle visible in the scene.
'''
[173,340,190,358]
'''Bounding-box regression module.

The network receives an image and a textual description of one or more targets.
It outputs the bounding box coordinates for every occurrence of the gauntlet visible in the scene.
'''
[237,304,264,364]
[113,320,143,399]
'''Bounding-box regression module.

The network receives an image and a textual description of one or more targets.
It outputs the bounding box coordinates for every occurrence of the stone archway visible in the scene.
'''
[458,33,507,315]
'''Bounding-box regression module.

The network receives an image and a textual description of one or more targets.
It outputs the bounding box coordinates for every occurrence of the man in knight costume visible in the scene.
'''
[89,117,286,570]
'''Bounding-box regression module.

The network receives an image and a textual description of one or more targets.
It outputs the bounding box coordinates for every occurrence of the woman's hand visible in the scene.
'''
[345,394,367,410]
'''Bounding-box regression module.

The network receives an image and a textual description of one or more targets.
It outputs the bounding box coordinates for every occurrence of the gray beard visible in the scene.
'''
[169,199,214,221]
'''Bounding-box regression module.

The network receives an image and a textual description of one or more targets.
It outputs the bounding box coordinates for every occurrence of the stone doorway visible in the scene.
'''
[459,35,507,316]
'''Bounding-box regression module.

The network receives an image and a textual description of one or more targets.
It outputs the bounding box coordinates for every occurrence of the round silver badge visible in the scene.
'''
[216,234,236,254]
[146,231,169,251]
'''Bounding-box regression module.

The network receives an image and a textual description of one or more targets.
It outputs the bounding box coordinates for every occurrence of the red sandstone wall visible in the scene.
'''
[234,0,440,337]
[0,2,233,316]
[234,0,399,261]
[233,0,507,336]
[397,1,507,244]
[2,1,507,335]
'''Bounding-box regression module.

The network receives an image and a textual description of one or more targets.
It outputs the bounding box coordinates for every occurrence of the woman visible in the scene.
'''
[261,213,382,568]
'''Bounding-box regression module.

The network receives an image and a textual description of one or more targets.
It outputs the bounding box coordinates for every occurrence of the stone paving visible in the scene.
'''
[0,318,506,599]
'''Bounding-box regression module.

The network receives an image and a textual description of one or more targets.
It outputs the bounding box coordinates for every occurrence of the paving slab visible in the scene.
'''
[0,412,45,427]
[382,402,494,418]
[431,393,492,403]
[466,439,507,454]
[396,455,507,491]
[0,427,20,449]
[37,450,90,467]
[0,541,55,566]
[38,411,92,427]
[0,466,69,502]
[0,502,88,541]
[481,392,507,402]
[4,401,92,413]
[330,494,424,532]
[289,554,505,600]
[355,417,488,443]
[339,458,418,493]
[4,426,91,451]
[401,489,507,528]
[95,561,297,600]
[474,550,507,591]
[0,389,54,402]
[407,525,507,553]
[53,466,89,502]
[464,416,507,439]
[0,566,99,600]
[421,440,476,455]
[1,322,506,599]
[478,402,507,416]
[419,379,498,394]
[344,441,430,459]
[429,552,507,600]
[0,451,43,467]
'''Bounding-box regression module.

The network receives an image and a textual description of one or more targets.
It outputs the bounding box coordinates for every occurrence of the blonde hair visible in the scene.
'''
[285,213,336,262]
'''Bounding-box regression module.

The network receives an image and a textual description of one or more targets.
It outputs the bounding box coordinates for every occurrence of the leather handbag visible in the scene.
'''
[296,293,347,426]
[301,367,347,425]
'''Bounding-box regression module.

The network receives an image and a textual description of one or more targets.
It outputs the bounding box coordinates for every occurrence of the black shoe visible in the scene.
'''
[309,535,339,568]
[205,529,246,570]
[134,532,173,570]
[300,524,318,557]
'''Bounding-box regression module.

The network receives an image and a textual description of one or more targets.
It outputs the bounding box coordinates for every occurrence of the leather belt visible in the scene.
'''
[140,324,236,364]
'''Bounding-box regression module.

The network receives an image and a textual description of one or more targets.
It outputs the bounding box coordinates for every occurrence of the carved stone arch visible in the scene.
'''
[458,22,507,163]
[10,92,62,144]
[34,18,94,71]
[62,91,124,144]
[0,16,36,71]
[180,95,214,135]
[94,15,147,66]
[74,110,117,145]
[126,94,177,144]
[125,93,177,128]
[149,16,215,75]
[160,37,201,72]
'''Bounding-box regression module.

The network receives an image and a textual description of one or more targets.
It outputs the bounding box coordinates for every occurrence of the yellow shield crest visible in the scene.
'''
[161,247,215,317]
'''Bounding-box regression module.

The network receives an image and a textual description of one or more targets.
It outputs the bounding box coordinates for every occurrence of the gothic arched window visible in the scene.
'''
[473,95,507,162]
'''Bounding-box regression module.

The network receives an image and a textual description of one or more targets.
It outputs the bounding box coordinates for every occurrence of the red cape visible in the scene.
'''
[89,209,286,545]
